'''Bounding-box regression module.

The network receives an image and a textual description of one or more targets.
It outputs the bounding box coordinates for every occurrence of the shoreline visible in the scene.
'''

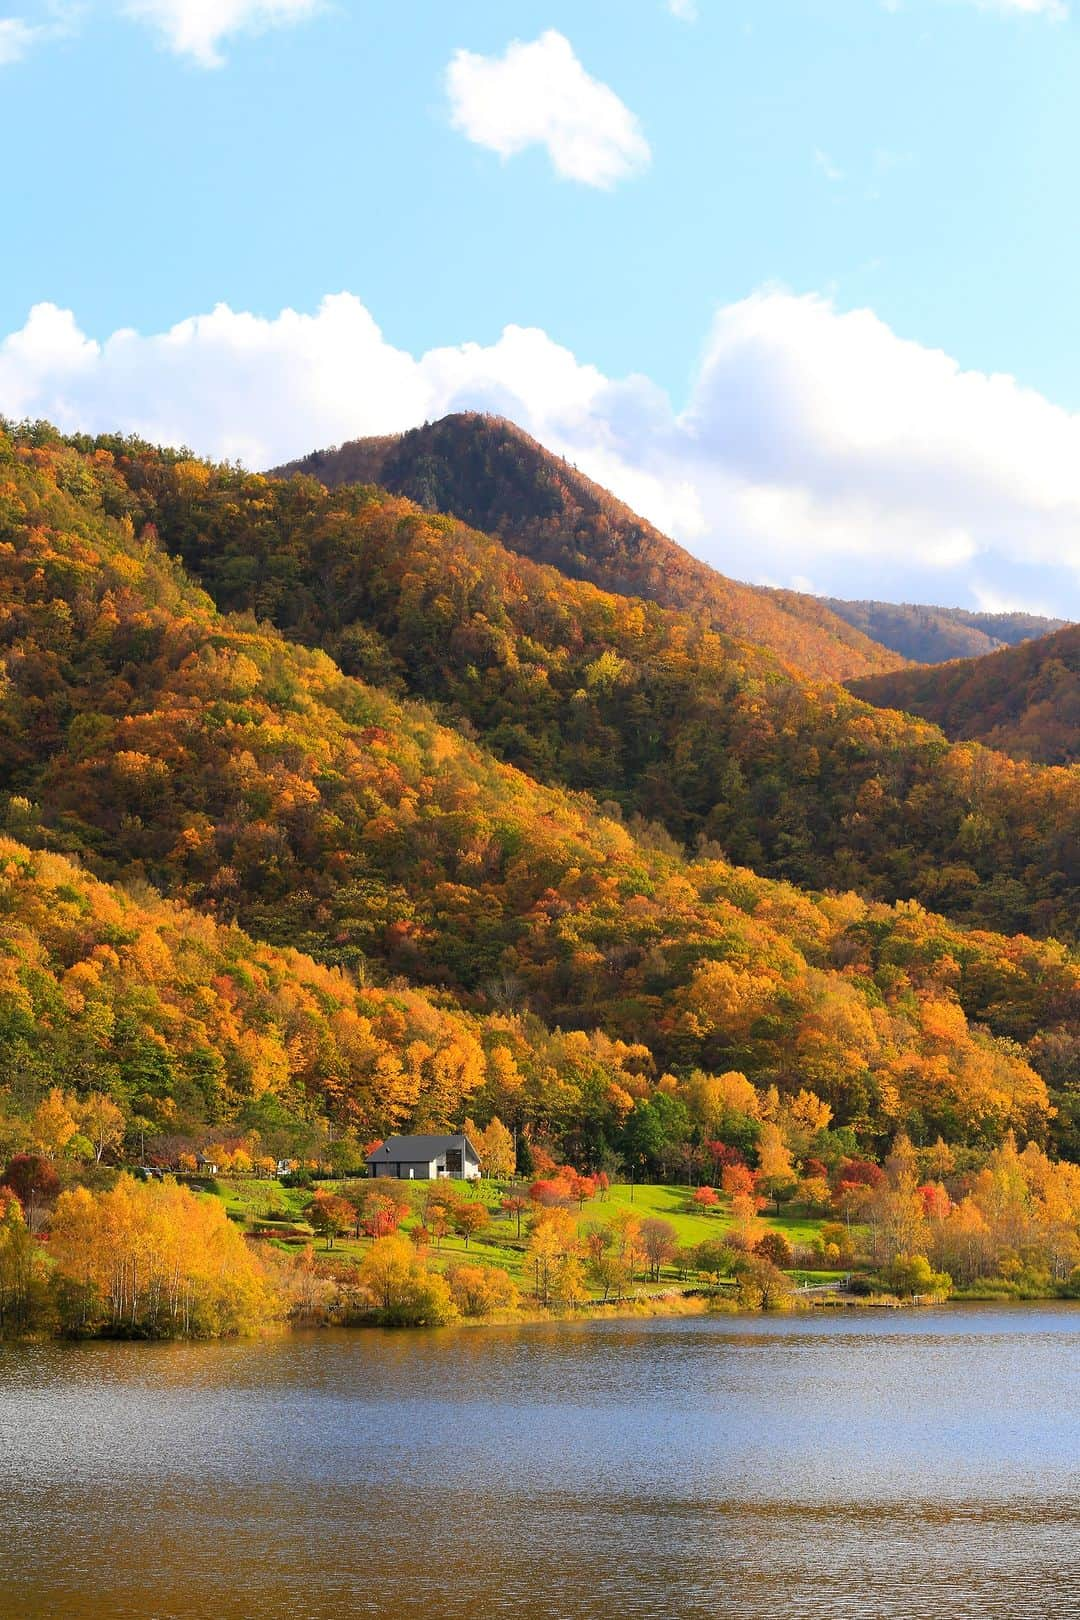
[4,1287,1032,1345]
[5,1292,1077,1346]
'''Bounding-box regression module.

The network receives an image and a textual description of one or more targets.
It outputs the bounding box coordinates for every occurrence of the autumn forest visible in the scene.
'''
[0,414,1077,1336]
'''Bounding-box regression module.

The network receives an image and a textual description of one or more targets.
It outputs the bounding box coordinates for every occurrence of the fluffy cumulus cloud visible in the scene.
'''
[121,0,322,68]
[446,30,651,189]
[4,288,1080,614]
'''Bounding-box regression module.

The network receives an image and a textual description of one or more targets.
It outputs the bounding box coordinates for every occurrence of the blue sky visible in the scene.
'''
[3,0,1080,613]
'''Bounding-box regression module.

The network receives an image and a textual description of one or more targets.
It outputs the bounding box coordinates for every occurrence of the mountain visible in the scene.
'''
[272,413,907,683]
[824,599,1069,665]
[190,433,1080,941]
[0,421,1076,1160]
[850,623,1080,767]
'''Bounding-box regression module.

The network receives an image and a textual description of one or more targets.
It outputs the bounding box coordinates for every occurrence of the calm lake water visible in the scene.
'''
[1,1304,1077,1619]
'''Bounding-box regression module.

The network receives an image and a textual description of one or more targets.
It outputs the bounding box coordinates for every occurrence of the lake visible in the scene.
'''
[0,1304,1077,1619]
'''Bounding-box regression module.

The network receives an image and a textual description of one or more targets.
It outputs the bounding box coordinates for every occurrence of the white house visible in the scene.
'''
[366,1133,481,1181]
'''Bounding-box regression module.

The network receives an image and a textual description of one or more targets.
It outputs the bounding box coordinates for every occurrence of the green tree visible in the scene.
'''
[882,1254,952,1299]
[692,1239,735,1290]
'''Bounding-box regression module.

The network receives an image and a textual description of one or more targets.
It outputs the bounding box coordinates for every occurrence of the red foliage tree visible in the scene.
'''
[720,1163,757,1199]
[835,1158,885,1189]
[529,1177,573,1208]
[566,1171,598,1208]
[706,1142,747,1172]
[919,1182,952,1220]
[360,1191,407,1239]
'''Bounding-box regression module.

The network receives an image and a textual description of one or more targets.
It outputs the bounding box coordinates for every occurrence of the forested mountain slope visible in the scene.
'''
[99,432,1079,942]
[273,413,906,683]
[0,835,501,1142]
[825,599,1068,665]
[851,624,1080,767]
[1,424,1077,1156]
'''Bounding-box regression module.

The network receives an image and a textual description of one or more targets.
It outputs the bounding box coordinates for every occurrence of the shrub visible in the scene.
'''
[446,1262,519,1317]
[281,1169,313,1190]
[755,1231,793,1268]
[734,1256,794,1312]
[882,1254,951,1300]
[358,1236,457,1326]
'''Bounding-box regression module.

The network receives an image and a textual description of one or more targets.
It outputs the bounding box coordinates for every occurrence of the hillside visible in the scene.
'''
[825,599,1069,665]
[103,430,1080,943]
[851,623,1080,767]
[0,836,496,1144]
[0,423,1076,1162]
[273,413,907,683]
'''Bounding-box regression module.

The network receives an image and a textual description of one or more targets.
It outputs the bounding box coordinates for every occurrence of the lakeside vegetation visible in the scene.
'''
[2,1124,1078,1339]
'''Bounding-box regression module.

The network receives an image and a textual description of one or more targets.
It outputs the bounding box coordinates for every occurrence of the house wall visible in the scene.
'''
[444,1138,481,1180]
[372,1159,436,1179]
[369,1137,482,1179]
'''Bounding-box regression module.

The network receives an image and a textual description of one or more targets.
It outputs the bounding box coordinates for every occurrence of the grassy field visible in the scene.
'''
[210,1174,845,1298]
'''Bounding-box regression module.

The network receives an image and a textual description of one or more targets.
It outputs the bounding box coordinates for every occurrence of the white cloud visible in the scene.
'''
[0,17,40,63]
[121,0,321,68]
[952,0,1068,16]
[4,288,1080,615]
[446,29,650,189]
[0,7,75,64]
[667,0,699,19]
[0,0,321,67]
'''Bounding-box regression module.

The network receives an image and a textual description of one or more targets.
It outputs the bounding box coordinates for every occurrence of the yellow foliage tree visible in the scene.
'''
[49,1175,273,1336]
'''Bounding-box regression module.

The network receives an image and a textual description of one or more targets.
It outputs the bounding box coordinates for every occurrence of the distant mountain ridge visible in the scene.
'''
[851,621,1080,766]
[825,598,1069,664]
[273,413,906,683]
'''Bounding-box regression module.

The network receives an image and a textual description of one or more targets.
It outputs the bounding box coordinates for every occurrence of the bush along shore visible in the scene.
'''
[3,1127,1078,1339]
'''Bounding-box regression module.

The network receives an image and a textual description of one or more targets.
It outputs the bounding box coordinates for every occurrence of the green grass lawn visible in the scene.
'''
[211,1174,842,1297]
[216,1177,313,1222]
[599,1181,732,1244]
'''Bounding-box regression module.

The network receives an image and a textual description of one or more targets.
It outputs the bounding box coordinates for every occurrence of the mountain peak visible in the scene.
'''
[273,412,907,683]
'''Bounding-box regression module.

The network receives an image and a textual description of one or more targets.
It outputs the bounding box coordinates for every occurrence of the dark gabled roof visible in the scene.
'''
[365,1133,480,1161]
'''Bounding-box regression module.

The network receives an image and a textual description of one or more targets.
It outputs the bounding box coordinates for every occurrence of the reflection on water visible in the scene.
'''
[1,1305,1077,1619]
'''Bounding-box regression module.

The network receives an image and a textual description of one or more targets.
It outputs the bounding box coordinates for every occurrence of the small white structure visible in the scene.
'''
[366,1133,481,1181]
